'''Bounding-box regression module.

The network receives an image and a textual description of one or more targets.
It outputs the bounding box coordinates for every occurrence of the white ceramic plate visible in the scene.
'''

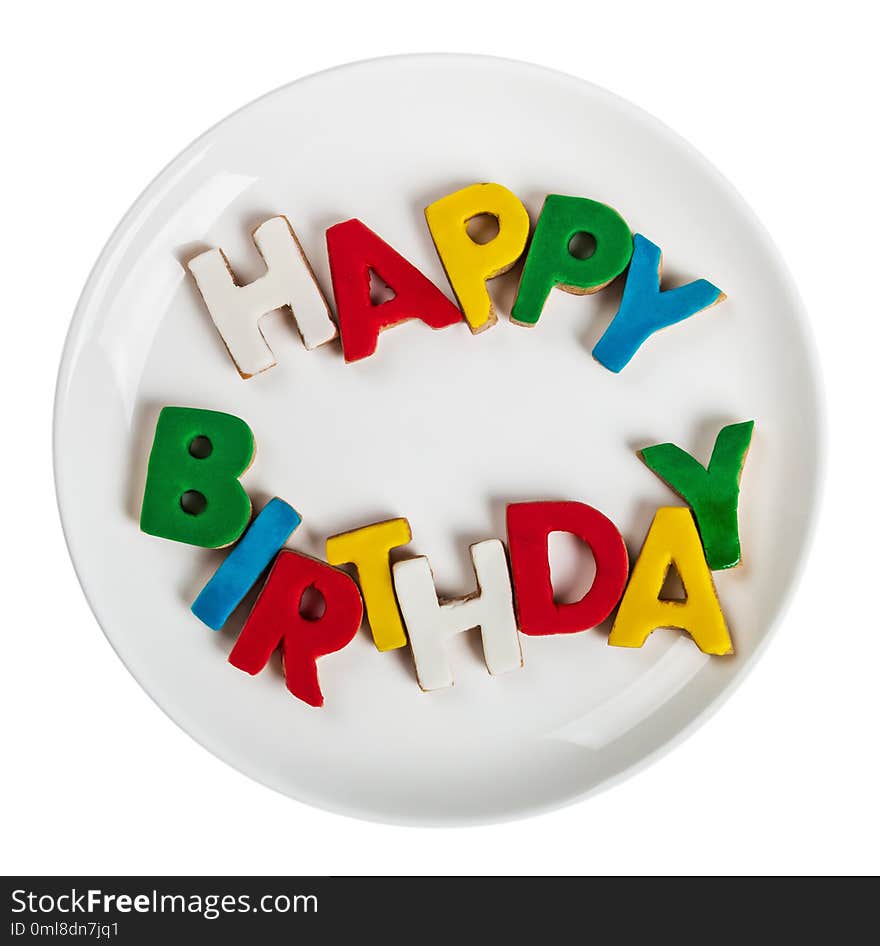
[54,54,823,825]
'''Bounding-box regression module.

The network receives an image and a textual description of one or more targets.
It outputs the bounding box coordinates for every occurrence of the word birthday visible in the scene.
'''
[186,182,726,376]
[140,405,755,706]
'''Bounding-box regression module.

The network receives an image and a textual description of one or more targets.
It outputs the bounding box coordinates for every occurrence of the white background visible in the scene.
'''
[2,0,877,875]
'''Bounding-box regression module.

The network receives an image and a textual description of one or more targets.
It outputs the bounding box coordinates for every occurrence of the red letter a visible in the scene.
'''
[326,219,462,362]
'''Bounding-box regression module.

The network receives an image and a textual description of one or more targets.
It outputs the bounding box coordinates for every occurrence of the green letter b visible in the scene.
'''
[140,406,255,548]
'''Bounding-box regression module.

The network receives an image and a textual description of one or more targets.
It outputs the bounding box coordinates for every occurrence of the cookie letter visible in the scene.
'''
[640,421,754,570]
[326,219,462,362]
[592,234,725,372]
[506,501,629,635]
[510,195,632,326]
[187,216,337,378]
[608,507,732,655]
[325,518,412,652]
[425,183,530,333]
[229,550,364,707]
[392,540,522,691]
[140,406,254,548]
[192,498,302,629]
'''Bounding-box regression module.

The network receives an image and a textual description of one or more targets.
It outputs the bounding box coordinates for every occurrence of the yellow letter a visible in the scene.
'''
[609,507,733,655]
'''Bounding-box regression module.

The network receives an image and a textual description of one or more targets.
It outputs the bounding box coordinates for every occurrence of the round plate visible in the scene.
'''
[54,54,823,825]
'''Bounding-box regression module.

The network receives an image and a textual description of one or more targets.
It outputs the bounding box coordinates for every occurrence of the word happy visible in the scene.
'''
[137,183,754,706]
[186,183,726,376]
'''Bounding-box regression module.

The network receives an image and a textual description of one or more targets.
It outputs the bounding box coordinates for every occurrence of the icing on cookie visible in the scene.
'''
[608,506,732,655]
[392,539,523,691]
[325,518,412,652]
[187,216,337,379]
[326,218,463,362]
[140,406,254,548]
[639,421,754,570]
[191,497,302,629]
[592,233,725,372]
[506,501,629,635]
[424,183,530,333]
[511,195,632,326]
[228,549,364,707]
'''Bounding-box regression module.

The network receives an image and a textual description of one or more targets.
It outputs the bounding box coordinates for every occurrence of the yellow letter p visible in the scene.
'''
[425,183,530,333]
